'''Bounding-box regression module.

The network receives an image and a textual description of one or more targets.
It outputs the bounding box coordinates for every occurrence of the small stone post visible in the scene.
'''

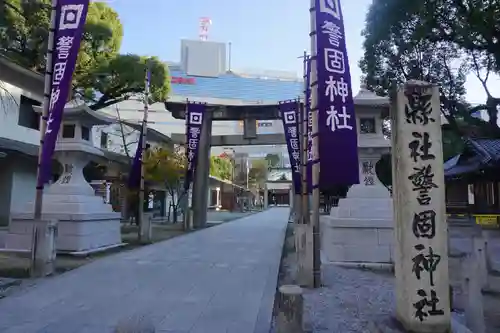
[139,212,152,244]
[276,285,304,333]
[295,223,314,287]
[391,81,450,332]
[460,253,485,333]
[30,219,58,278]
[472,235,488,289]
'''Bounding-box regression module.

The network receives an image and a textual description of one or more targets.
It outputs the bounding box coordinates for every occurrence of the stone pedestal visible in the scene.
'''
[320,86,393,265]
[322,183,394,264]
[7,153,122,254]
[7,105,124,254]
[31,219,58,277]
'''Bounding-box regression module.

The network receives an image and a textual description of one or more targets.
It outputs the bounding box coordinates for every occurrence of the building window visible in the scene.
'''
[18,95,41,130]
[100,132,108,149]
[62,124,75,138]
[359,118,376,134]
[81,126,90,141]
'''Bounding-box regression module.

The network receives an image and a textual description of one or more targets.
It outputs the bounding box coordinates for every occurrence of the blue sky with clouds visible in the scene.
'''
[109,0,497,103]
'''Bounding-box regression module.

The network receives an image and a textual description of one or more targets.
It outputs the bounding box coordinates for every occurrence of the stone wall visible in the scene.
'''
[321,217,394,263]
[321,217,500,267]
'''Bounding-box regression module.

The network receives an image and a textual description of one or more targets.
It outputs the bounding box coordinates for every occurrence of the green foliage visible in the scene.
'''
[248,159,268,188]
[143,146,185,193]
[0,0,170,110]
[210,156,232,181]
[375,154,392,190]
[359,0,500,188]
[360,0,500,138]
[265,153,280,168]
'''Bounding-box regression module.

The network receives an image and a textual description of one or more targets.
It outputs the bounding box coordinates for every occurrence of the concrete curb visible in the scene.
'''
[253,218,289,333]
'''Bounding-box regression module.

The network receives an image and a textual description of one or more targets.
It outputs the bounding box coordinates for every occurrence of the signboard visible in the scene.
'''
[172,76,196,85]
[475,215,499,227]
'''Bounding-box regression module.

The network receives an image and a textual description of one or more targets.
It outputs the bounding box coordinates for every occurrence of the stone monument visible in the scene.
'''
[6,104,123,254]
[392,81,450,331]
[321,86,393,264]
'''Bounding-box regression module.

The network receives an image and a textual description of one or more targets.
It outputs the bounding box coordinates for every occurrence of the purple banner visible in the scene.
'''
[127,126,144,189]
[37,0,89,187]
[305,57,313,193]
[183,103,206,190]
[279,101,301,194]
[315,0,359,186]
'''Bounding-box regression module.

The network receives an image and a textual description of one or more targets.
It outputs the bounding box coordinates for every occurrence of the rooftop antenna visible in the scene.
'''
[199,17,211,41]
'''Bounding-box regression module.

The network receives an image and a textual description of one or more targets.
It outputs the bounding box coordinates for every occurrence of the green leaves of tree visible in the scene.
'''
[210,156,233,181]
[0,0,170,110]
[360,0,500,140]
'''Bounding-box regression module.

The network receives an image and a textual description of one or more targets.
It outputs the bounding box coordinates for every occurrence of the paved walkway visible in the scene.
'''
[0,208,289,333]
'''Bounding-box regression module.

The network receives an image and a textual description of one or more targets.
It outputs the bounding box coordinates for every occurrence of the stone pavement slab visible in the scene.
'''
[0,208,289,333]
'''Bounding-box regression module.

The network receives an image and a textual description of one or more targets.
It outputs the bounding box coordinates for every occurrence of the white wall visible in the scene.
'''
[0,160,13,226]
[9,157,37,213]
[0,81,42,145]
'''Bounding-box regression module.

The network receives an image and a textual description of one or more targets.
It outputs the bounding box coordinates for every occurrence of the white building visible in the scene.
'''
[0,57,174,228]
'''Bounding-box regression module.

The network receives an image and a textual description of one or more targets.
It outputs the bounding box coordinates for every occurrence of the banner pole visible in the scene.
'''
[33,0,57,222]
[183,99,190,230]
[295,98,303,223]
[31,0,57,276]
[301,53,310,229]
[309,0,321,288]
[137,63,151,242]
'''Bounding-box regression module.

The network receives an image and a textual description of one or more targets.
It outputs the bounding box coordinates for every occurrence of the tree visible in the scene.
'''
[248,159,268,189]
[143,146,186,223]
[0,81,17,112]
[210,156,232,181]
[375,153,392,193]
[0,0,170,110]
[360,0,500,187]
[360,0,500,138]
[97,105,140,161]
[265,153,280,168]
[422,0,500,72]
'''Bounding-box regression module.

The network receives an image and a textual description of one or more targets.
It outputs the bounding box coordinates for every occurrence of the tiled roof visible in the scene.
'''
[444,138,500,177]
[465,138,500,164]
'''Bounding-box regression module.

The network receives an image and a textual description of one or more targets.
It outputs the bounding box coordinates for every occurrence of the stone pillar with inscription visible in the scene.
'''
[7,104,123,254]
[392,81,450,332]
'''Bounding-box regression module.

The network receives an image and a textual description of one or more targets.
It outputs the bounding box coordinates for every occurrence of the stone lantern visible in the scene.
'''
[7,104,123,254]
[321,85,394,265]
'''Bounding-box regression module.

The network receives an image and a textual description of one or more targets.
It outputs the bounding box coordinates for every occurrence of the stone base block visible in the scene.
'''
[6,216,122,252]
[330,184,393,220]
[321,216,394,264]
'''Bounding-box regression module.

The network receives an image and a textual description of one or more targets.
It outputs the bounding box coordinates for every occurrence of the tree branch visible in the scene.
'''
[90,95,130,111]
[470,51,492,98]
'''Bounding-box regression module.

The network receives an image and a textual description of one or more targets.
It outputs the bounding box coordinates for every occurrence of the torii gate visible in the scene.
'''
[166,101,290,229]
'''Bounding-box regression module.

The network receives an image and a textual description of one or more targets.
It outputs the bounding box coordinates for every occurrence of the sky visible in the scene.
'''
[108,0,497,104]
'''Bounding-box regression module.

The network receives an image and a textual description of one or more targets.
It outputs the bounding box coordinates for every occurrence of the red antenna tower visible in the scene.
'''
[199,17,212,41]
